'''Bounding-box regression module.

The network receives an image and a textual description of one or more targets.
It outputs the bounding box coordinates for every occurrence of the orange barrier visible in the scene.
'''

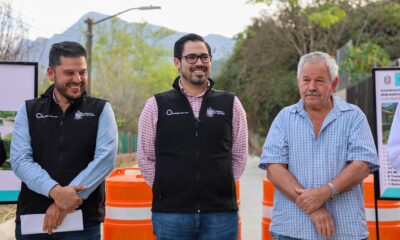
[236,181,242,240]
[104,168,241,239]
[261,175,400,240]
[262,178,274,240]
[103,167,155,240]
[363,174,400,240]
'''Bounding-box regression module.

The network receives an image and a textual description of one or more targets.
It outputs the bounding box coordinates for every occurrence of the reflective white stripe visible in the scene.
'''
[263,205,273,219]
[124,169,141,176]
[365,207,400,222]
[106,206,152,220]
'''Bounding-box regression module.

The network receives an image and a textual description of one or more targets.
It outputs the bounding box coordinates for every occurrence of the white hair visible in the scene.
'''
[297,51,338,82]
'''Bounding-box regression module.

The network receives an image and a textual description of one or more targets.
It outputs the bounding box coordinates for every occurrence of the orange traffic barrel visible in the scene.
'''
[262,178,274,240]
[236,181,241,240]
[364,174,400,240]
[103,167,155,240]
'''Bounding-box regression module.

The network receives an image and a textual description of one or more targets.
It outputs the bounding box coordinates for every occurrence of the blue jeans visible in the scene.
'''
[270,231,368,240]
[15,222,101,240]
[270,232,302,240]
[152,211,238,240]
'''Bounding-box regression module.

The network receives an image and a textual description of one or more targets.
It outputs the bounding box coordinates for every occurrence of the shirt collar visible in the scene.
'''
[52,89,60,104]
[178,79,210,98]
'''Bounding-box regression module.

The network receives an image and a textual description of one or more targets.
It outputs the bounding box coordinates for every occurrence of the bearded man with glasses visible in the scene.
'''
[138,33,248,240]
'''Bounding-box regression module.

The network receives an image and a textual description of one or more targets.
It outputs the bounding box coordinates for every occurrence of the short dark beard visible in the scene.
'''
[55,83,83,102]
[190,77,206,86]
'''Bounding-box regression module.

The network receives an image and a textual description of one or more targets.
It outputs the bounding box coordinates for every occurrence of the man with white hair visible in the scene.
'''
[259,51,379,239]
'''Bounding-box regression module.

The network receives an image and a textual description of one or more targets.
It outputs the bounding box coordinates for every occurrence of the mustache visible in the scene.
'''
[305,92,320,96]
[191,67,207,71]
[67,82,83,86]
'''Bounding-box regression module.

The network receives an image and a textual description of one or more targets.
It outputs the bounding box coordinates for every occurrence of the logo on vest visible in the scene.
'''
[166,109,189,116]
[74,110,95,120]
[206,107,225,117]
[35,113,58,119]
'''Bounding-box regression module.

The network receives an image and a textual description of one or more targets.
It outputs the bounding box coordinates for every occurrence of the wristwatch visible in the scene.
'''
[327,182,338,199]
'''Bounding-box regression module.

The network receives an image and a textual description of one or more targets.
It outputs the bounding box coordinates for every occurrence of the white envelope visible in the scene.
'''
[20,209,84,235]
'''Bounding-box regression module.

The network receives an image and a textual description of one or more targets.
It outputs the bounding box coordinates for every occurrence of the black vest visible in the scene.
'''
[152,78,237,213]
[16,85,107,224]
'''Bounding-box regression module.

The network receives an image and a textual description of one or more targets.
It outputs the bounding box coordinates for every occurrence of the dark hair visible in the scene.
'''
[174,33,211,59]
[49,41,87,67]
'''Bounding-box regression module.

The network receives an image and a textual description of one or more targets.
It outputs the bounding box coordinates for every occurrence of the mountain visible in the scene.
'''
[23,12,236,72]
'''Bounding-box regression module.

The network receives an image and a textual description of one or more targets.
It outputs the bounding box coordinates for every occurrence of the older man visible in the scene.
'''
[259,51,379,239]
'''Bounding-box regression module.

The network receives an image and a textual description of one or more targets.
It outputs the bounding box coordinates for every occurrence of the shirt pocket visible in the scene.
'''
[325,132,349,173]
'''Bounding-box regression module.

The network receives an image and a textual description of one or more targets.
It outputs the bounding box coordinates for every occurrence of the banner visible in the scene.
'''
[0,62,37,203]
[373,68,400,199]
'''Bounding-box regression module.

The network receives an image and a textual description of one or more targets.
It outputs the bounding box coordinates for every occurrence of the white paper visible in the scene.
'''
[21,209,84,235]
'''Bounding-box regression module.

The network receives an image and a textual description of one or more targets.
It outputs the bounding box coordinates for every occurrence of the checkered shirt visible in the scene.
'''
[137,81,248,186]
[259,95,379,240]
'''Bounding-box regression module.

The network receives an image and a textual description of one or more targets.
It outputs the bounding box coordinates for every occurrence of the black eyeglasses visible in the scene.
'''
[181,54,212,64]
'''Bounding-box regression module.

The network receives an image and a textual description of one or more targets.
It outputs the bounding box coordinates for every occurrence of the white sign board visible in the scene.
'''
[374,68,400,199]
[0,62,37,203]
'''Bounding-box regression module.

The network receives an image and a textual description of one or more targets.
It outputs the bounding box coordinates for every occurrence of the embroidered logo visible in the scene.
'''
[206,107,225,117]
[35,113,58,119]
[74,110,95,120]
[166,109,189,116]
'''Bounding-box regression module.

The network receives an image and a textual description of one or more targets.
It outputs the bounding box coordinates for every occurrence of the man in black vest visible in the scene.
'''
[138,33,248,239]
[11,41,118,239]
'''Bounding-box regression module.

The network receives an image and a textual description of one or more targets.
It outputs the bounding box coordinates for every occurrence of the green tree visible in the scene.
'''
[216,20,299,151]
[218,0,399,152]
[348,1,400,60]
[92,19,176,132]
[340,42,390,84]
[38,66,53,95]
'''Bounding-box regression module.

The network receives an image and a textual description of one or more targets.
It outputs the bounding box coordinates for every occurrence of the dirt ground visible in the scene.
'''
[0,204,16,223]
[0,153,137,223]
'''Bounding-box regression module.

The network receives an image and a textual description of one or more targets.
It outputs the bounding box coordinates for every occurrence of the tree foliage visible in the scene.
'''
[308,3,347,28]
[0,1,29,61]
[351,1,400,60]
[217,0,400,151]
[341,42,390,83]
[92,20,176,132]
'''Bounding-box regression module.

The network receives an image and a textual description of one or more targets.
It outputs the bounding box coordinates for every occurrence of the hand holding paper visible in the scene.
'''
[43,203,68,234]
[21,209,84,235]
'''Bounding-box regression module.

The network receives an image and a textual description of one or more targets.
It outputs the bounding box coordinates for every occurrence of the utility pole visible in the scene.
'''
[85,18,94,95]
[85,6,161,95]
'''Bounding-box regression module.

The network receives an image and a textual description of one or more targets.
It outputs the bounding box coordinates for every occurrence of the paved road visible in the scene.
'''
[240,155,265,240]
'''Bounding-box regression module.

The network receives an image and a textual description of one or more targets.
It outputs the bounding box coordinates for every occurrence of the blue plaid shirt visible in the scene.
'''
[259,96,379,240]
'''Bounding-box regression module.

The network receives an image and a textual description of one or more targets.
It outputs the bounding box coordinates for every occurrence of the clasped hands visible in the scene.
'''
[43,185,87,234]
[295,186,335,238]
